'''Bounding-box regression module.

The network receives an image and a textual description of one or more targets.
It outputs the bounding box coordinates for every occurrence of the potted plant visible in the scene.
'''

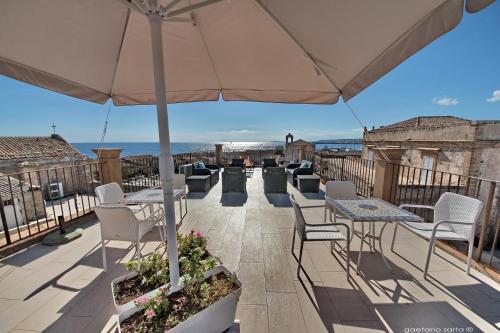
[118,262,241,332]
[111,230,218,314]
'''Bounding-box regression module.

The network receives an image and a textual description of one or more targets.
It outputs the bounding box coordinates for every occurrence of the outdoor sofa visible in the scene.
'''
[286,160,314,187]
[183,162,220,192]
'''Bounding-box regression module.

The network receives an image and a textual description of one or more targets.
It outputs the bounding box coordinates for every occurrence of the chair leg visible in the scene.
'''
[391,222,399,252]
[291,227,296,255]
[424,238,434,280]
[346,237,350,279]
[136,240,141,261]
[466,238,474,275]
[324,206,327,223]
[101,239,107,272]
[297,240,304,278]
[357,233,365,274]
[179,199,183,222]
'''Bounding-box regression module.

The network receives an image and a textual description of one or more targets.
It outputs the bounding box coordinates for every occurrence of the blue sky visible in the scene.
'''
[0,4,498,143]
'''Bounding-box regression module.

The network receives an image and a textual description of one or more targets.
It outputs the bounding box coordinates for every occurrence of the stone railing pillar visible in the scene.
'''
[372,150,402,202]
[92,148,123,187]
[215,144,223,166]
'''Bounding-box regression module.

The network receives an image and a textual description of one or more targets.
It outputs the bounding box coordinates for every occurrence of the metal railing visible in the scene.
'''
[387,163,499,270]
[317,155,375,198]
[221,149,278,166]
[0,162,103,248]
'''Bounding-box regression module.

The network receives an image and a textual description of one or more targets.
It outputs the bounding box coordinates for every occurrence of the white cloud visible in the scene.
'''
[432,96,459,106]
[230,129,253,134]
[486,90,500,102]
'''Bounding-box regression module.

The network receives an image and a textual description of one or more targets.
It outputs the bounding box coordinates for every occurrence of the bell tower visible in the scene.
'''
[285,133,294,145]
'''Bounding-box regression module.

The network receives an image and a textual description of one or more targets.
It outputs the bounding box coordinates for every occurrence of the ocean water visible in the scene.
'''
[73,142,284,158]
[73,141,362,158]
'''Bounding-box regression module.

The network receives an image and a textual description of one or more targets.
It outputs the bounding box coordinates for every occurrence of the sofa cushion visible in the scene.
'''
[300,160,312,168]
[194,161,206,169]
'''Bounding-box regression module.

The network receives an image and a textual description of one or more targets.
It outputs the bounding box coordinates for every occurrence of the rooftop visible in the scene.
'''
[369,116,500,133]
[0,170,498,333]
[0,134,87,160]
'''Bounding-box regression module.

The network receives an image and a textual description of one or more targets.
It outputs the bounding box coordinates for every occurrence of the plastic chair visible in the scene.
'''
[94,205,164,272]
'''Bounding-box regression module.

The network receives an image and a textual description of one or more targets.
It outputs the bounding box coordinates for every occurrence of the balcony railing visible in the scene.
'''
[0,162,103,248]
[317,156,499,273]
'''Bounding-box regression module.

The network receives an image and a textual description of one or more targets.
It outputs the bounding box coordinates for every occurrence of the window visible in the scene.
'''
[420,155,434,185]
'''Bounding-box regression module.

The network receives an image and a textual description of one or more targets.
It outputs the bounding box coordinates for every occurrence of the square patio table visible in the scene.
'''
[124,188,187,225]
[325,197,423,273]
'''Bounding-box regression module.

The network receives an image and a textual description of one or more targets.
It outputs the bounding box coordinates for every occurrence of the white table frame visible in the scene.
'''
[325,197,423,274]
[124,188,188,226]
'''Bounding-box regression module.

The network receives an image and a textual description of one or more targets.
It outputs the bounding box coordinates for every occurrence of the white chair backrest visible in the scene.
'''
[95,182,125,205]
[290,194,306,240]
[434,192,483,238]
[94,206,139,242]
[325,181,357,199]
[173,174,186,189]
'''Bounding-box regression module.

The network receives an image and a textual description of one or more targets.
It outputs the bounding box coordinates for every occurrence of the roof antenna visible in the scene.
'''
[51,123,56,135]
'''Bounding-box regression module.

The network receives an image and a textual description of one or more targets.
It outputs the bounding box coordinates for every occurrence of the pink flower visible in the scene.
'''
[145,308,156,319]
[135,295,150,305]
[196,232,203,238]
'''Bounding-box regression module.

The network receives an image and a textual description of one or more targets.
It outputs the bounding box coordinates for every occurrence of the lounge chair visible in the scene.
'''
[263,167,287,193]
[222,167,246,193]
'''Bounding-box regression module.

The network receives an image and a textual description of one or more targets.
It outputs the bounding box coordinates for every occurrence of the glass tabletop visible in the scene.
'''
[326,198,423,222]
[125,188,184,204]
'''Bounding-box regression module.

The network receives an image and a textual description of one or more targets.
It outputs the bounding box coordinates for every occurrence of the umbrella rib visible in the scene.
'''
[189,10,223,95]
[110,10,132,99]
[253,0,342,96]
[167,0,225,18]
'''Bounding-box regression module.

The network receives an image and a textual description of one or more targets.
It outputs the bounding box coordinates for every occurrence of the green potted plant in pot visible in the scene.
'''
[117,235,241,332]
[111,230,219,314]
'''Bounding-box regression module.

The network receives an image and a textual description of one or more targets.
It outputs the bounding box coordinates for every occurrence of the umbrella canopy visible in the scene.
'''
[0,0,493,285]
[0,0,494,105]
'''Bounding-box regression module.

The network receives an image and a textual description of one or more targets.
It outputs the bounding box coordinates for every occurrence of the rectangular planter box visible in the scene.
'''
[118,266,241,333]
[111,271,168,315]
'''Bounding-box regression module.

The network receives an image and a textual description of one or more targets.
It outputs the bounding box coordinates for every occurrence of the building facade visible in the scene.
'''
[284,133,315,163]
[362,116,500,182]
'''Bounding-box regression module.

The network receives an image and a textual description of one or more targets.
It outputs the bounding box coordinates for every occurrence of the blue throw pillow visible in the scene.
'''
[194,161,206,169]
[300,161,311,168]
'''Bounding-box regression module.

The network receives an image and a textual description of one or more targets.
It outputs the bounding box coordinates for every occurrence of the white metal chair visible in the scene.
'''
[392,192,483,279]
[173,174,188,222]
[94,205,164,272]
[290,194,351,279]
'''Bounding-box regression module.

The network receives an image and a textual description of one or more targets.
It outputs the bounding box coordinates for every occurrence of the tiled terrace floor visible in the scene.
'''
[0,169,499,333]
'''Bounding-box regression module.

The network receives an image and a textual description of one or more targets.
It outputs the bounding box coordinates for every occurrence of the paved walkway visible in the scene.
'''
[0,169,499,332]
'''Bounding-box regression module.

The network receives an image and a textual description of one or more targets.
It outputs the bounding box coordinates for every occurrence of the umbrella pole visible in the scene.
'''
[149,13,180,286]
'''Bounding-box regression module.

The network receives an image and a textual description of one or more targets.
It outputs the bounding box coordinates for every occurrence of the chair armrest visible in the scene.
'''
[192,168,211,175]
[287,163,301,169]
[399,204,435,210]
[300,205,325,209]
[305,222,351,238]
[294,168,313,176]
[205,164,219,170]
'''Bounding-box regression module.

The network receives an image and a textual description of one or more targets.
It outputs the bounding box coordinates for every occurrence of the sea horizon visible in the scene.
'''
[73,141,363,157]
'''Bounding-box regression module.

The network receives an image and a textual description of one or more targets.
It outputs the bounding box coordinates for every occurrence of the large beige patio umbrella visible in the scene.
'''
[0,0,494,285]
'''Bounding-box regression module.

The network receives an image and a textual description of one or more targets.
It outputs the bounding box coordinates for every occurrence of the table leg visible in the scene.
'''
[377,221,393,272]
